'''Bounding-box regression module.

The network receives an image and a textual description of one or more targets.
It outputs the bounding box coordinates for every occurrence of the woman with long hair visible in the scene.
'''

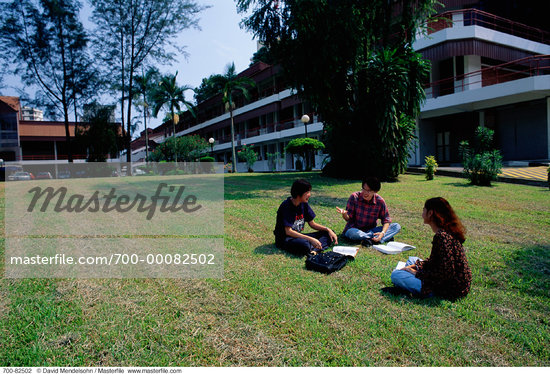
[390,197,472,299]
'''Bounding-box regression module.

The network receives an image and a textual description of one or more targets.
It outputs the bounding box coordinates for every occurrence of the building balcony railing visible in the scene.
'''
[425,55,550,99]
[427,8,550,45]
[195,83,289,124]
[213,113,318,147]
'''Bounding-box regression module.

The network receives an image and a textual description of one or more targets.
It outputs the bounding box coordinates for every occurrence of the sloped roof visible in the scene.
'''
[0,96,21,114]
[19,120,122,139]
[19,121,78,138]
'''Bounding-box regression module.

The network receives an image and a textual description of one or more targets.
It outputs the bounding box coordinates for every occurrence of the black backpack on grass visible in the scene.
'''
[305,251,348,274]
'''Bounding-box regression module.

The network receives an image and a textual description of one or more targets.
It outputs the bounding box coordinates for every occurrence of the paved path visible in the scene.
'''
[499,166,547,182]
[408,165,548,186]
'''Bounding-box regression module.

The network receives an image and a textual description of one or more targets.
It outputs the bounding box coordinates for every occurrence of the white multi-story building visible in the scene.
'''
[132,0,550,169]
[21,106,44,121]
[412,0,550,165]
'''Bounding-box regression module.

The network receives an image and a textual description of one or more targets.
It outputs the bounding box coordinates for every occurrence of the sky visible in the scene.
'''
[1,0,259,134]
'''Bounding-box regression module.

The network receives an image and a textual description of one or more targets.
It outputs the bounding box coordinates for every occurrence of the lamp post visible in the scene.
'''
[301,114,310,138]
[208,137,215,157]
[301,114,311,170]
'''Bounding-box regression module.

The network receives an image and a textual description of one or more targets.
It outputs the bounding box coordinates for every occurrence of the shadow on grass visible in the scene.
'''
[378,287,445,307]
[224,172,358,201]
[253,243,306,260]
[442,181,484,188]
[502,245,550,299]
[310,194,349,210]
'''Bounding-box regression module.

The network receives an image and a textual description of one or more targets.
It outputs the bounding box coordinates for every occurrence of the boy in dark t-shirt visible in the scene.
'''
[274,179,338,255]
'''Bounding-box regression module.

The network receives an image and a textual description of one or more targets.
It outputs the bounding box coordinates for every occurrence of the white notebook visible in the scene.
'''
[332,246,359,258]
[395,261,407,270]
[373,241,415,255]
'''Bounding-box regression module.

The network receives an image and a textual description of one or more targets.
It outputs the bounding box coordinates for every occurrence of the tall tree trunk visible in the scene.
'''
[120,42,126,161]
[172,103,178,166]
[126,69,134,165]
[58,18,72,163]
[125,0,136,167]
[63,104,73,162]
[144,100,149,162]
[230,109,237,173]
[126,60,135,165]
[119,1,127,163]
[73,91,79,153]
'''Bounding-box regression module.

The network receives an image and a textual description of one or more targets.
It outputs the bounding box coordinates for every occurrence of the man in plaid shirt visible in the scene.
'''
[336,176,401,246]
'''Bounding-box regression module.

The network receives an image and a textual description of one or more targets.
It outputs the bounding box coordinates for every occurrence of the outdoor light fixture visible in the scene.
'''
[301,114,310,138]
[209,137,215,156]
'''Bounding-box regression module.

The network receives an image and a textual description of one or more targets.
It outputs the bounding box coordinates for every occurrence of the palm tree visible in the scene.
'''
[134,67,160,162]
[151,72,195,164]
[209,63,256,173]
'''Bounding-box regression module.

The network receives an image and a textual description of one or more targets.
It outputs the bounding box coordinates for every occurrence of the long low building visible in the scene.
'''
[0,96,121,163]
[131,62,328,172]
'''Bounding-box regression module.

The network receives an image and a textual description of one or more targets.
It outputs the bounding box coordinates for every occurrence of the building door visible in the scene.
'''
[436,131,450,163]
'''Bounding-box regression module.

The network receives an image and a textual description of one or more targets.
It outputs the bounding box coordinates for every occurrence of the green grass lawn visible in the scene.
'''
[1,172,549,366]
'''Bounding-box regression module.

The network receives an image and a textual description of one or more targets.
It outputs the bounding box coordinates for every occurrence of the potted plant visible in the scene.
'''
[425,155,438,180]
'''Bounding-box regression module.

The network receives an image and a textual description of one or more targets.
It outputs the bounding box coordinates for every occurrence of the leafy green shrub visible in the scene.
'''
[238,145,258,172]
[425,155,438,180]
[459,126,502,186]
[266,152,284,172]
[198,156,215,173]
[285,138,325,171]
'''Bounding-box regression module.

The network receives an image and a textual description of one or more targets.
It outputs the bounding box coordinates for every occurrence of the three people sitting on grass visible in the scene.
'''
[274,179,471,300]
[390,197,472,299]
[336,176,401,246]
[274,178,338,255]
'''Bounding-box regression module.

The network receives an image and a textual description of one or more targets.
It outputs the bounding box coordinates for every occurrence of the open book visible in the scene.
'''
[372,241,415,255]
[332,246,359,258]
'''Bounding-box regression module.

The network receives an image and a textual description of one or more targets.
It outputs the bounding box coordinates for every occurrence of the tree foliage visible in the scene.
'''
[237,0,437,180]
[194,74,222,103]
[75,103,122,162]
[133,67,161,161]
[208,62,256,173]
[90,0,206,162]
[148,134,208,162]
[0,0,92,162]
[285,138,325,153]
[150,71,195,144]
[249,46,278,66]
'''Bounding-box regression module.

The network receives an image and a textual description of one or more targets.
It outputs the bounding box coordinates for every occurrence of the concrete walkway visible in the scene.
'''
[500,166,548,182]
[407,165,549,187]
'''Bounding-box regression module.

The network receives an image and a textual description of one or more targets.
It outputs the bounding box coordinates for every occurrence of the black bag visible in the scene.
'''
[305,251,348,274]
